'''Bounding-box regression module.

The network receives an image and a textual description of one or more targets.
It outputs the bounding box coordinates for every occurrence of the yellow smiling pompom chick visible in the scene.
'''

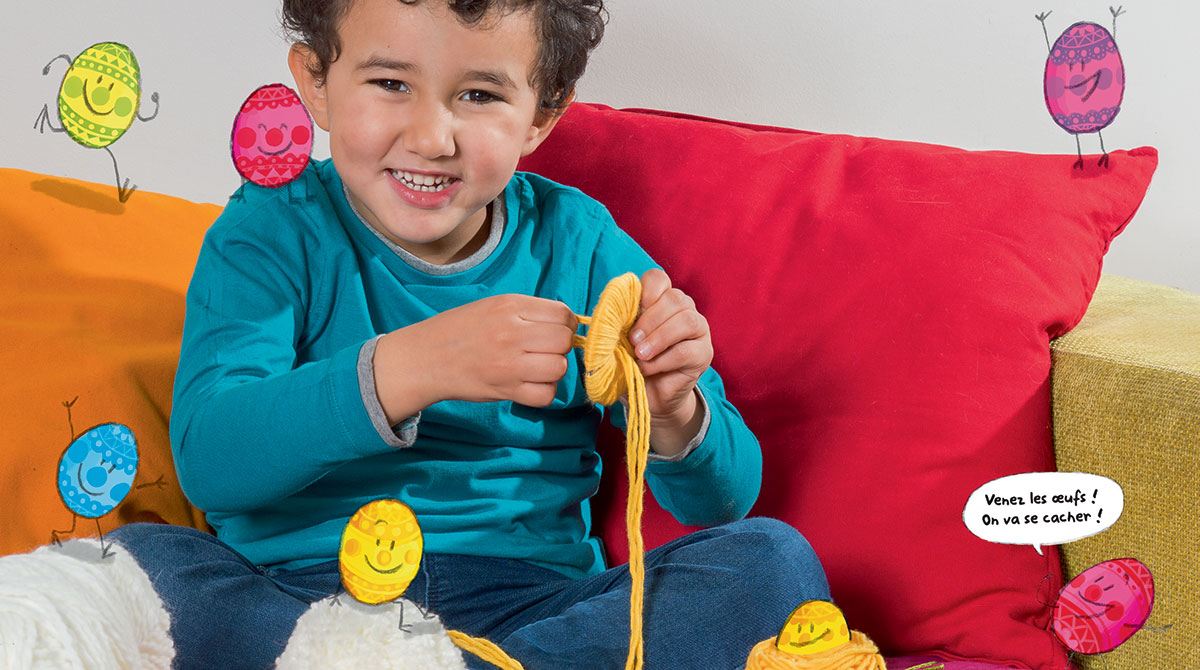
[57,42,141,149]
[339,499,423,605]
[775,599,852,656]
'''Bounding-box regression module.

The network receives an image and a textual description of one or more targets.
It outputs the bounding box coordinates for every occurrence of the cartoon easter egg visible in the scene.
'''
[1043,22,1124,134]
[56,423,138,518]
[231,83,314,187]
[775,599,852,656]
[339,499,423,605]
[57,42,142,149]
[1052,558,1154,654]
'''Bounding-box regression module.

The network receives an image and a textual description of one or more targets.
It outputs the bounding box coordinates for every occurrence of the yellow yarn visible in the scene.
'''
[745,631,887,670]
[446,630,525,670]
[449,273,650,670]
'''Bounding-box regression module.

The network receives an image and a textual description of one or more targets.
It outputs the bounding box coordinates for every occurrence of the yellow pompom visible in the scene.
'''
[578,272,642,406]
[746,630,886,670]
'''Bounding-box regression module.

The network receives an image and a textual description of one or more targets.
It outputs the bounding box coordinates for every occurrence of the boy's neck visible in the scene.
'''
[344,185,507,274]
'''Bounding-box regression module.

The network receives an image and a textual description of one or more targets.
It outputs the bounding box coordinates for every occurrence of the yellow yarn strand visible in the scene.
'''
[446,630,525,670]
[745,632,887,670]
[573,272,649,670]
[448,273,649,670]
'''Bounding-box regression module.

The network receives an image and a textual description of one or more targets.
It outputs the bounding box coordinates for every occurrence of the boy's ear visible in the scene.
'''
[520,90,574,157]
[288,44,330,131]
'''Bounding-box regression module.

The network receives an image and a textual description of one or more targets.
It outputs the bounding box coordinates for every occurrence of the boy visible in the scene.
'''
[111,0,830,667]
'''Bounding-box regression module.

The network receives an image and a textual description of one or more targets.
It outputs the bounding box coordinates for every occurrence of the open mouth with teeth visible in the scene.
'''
[390,169,457,193]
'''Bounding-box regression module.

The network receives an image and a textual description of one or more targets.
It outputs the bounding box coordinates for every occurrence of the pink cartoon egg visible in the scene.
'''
[1043,22,1125,134]
[1052,558,1153,655]
[231,83,314,187]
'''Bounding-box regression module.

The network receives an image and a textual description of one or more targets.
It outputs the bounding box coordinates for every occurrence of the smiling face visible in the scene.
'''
[1043,22,1125,134]
[56,423,139,518]
[57,42,141,148]
[339,499,423,605]
[231,83,315,187]
[288,0,561,265]
[1052,558,1154,654]
[775,599,851,656]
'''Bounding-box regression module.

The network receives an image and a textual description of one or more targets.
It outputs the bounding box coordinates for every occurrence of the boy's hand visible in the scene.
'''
[375,294,578,422]
[629,268,712,455]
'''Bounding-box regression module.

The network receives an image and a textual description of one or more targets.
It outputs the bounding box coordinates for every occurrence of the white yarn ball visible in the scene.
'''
[0,539,173,670]
[276,596,468,670]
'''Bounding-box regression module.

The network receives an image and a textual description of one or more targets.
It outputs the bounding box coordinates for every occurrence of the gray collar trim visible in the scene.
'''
[343,184,506,275]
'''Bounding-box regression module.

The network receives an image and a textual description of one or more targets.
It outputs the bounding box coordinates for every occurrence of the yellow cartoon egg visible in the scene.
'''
[775,599,851,656]
[338,499,423,605]
[57,42,141,149]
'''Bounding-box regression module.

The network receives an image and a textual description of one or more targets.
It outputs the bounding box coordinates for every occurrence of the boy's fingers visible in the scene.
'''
[639,268,671,310]
[522,352,571,384]
[637,340,709,379]
[523,322,577,355]
[516,296,578,330]
[513,380,560,408]
[632,297,704,359]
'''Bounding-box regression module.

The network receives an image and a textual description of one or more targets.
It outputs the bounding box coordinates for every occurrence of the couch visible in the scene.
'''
[0,102,1193,669]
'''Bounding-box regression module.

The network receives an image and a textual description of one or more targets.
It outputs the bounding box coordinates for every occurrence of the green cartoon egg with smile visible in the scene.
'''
[57,42,141,149]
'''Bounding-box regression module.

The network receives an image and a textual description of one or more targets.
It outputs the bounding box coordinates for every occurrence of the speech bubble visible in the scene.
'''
[963,472,1124,555]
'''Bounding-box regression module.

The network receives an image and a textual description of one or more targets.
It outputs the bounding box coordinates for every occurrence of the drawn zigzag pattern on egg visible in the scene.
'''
[58,43,141,149]
[1053,558,1154,654]
[231,83,314,187]
[1043,22,1124,135]
[1049,24,1119,67]
[236,154,313,187]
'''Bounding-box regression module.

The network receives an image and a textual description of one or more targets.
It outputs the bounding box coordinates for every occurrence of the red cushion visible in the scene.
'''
[519,103,1157,668]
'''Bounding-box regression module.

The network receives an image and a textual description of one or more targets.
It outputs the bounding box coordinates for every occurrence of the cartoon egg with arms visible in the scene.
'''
[1052,557,1153,654]
[57,42,142,149]
[1043,22,1124,134]
[231,83,314,187]
[56,423,138,518]
[339,499,423,605]
[775,599,851,656]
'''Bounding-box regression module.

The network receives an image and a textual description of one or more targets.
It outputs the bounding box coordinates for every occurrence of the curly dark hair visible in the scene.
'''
[281,0,606,114]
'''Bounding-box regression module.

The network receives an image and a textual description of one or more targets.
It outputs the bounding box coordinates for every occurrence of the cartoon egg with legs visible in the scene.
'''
[57,423,139,517]
[1044,22,1124,134]
[231,83,314,187]
[775,599,851,656]
[339,499,423,605]
[1052,557,1153,654]
[57,42,142,149]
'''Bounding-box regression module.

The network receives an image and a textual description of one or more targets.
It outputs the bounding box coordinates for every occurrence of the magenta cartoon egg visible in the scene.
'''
[1052,558,1153,655]
[231,83,314,187]
[1043,22,1124,134]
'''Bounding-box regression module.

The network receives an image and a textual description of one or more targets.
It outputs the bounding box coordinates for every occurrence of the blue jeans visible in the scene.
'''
[110,517,829,669]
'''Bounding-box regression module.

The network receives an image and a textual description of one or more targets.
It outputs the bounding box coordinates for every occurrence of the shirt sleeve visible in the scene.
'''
[357,335,421,448]
[582,198,763,528]
[169,203,396,515]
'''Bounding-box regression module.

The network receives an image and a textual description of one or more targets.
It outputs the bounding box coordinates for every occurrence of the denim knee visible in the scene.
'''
[722,517,831,600]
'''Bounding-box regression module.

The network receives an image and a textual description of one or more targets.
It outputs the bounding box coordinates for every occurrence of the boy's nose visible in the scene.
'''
[404,104,455,159]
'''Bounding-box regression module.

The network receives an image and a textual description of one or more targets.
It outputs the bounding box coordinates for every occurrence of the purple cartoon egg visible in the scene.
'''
[231,83,314,187]
[1043,22,1124,134]
[1052,557,1153,655]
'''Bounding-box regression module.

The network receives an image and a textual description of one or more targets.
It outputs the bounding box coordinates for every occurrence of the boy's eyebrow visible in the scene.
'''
[462,69,518,91]
[355,56,417,73]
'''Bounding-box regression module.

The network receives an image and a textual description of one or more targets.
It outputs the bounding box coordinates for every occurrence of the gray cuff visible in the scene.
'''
[358,335,420,448]
[647,387,711,464]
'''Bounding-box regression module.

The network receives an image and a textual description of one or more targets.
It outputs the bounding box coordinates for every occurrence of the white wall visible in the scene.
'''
[3,1,1196,291]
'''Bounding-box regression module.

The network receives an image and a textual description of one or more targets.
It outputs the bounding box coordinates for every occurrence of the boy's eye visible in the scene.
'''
[372,79,408,93]
[462,90,500,104]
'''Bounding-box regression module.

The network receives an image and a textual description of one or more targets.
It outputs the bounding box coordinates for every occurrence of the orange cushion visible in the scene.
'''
[0,167,217,556]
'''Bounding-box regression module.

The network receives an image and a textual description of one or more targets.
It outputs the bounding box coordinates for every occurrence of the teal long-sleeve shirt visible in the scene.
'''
[170,159,762,578]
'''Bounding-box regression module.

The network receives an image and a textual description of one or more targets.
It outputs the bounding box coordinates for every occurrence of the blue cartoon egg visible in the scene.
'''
[56,423,138,518]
